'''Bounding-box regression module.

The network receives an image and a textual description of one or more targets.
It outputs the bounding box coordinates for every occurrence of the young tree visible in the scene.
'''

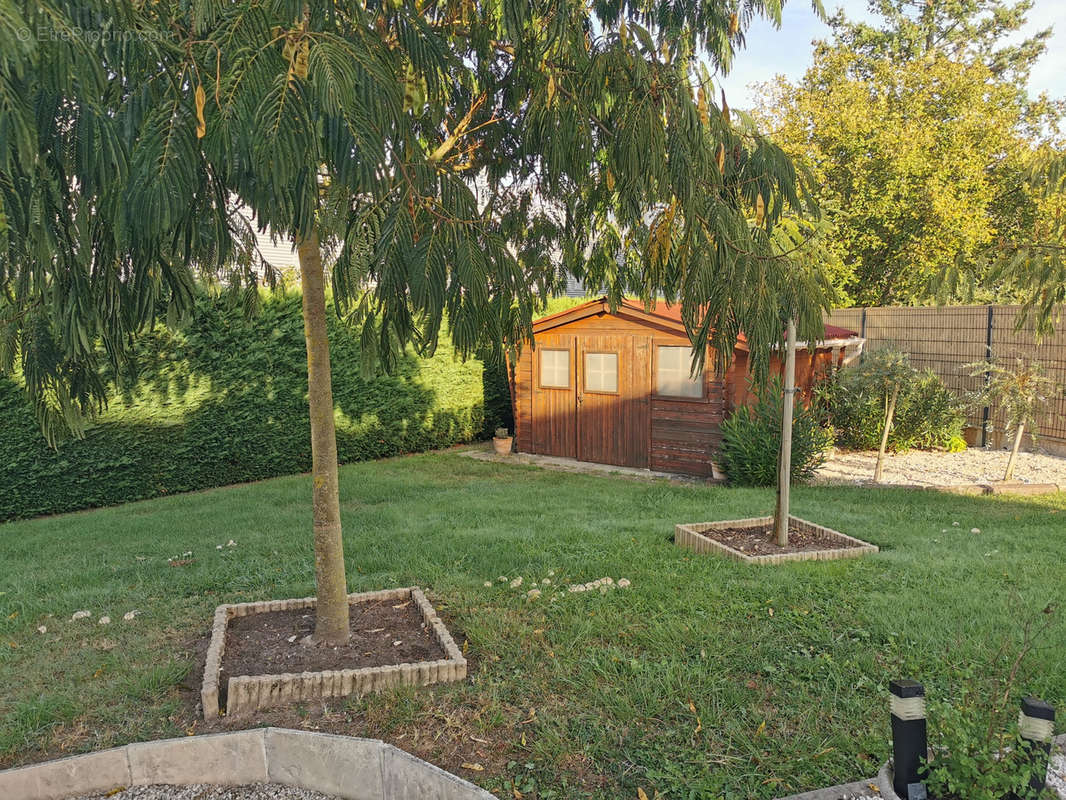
[1,2,834,643]
[967,359,1058,481]
[854,350,917,483]
[767,215,841,545]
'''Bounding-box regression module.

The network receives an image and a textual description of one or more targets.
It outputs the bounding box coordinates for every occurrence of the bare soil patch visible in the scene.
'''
[700,522,864,556]
[221,600,445,679]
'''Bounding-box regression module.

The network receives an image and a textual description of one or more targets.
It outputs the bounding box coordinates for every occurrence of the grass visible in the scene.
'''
[0,452,1064,798]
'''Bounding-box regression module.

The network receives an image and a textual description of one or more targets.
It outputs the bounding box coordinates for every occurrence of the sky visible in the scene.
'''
[717,0,1066,110]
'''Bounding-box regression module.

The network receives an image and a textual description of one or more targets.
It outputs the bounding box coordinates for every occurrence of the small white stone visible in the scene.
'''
[483,581,493,588]
[952,521,960,527]
[37,625,47,634]
[287,635,297,643]
[227,540,236,547]
[98,616,111,625]
[216,544,223,550]
[971,527,981,534]
[509,577,523,588]
[392,640,403,646]
[71,610,91,621]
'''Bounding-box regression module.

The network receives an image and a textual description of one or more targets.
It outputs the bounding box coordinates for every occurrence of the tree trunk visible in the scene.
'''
[1004,423,1024,482]
[297,229,350,645]
[874,385,900,484]
[774,319,797,547]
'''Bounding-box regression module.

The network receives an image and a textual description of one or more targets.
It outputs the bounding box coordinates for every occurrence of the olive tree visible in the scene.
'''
[968,358,1058,481]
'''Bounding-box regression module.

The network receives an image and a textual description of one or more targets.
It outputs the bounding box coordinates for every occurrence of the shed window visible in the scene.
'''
[539,349,570,388]
[657,346,703,398]
[584,352,618,393]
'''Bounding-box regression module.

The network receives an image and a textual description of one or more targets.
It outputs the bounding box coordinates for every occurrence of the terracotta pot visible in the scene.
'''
[492,436,513,456]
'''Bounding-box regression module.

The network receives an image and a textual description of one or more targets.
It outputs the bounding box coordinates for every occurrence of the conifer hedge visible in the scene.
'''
[0,293,511,521]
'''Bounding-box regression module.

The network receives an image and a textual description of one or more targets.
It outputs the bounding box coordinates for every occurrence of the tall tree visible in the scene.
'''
[829,0,1052,84]
[754,0,1062,306]
[0,0,834,643]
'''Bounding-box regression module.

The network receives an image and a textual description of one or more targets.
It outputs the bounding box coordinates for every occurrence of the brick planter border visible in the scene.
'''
[675,515,878,565]
[202,587,466,719]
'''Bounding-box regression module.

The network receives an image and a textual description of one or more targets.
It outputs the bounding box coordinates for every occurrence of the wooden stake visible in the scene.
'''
[774,319,797,547]
[1005,423,1024,482]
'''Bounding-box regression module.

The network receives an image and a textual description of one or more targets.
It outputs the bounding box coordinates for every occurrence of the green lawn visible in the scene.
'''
[1,453,1063,798]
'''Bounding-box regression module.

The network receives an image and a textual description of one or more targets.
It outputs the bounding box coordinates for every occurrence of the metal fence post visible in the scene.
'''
[980,305,993,447]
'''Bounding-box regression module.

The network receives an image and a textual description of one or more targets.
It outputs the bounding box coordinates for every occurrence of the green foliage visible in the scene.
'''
[924,696,1037,800]
[1,0,836,441]
[817,356,966,451]
[753,0,1062,306]
[0,292,497,521]
[923,607,1058,800]
[718,378,834,487]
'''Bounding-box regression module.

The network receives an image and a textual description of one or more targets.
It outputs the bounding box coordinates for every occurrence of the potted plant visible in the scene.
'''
[493,426,513,456]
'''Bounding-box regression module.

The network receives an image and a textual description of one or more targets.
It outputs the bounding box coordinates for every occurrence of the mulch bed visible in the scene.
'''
[702,522,861,556]
[221,599,445,679]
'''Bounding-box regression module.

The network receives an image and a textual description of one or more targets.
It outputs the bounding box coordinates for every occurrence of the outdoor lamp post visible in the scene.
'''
[1014,697,1055,800]
[890,679,928,798]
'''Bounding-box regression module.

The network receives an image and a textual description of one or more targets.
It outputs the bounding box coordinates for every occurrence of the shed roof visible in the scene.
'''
[532,297,861,350]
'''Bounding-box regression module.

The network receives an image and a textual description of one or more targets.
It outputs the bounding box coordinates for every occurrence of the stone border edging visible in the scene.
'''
[773,778,876,800]
[675,516,879,564]
[0,727,497,800]
[202,587,467,719]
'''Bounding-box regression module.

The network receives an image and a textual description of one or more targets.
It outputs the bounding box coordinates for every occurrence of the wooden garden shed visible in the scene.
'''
[509,297,862,477]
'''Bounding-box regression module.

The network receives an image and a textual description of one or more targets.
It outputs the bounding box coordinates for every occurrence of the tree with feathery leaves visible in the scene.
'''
[0,0,834,644]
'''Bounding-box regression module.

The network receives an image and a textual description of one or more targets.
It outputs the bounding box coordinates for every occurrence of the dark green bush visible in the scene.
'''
[718,379,834,487]
[0,292,507,521]
[816,362,965,451]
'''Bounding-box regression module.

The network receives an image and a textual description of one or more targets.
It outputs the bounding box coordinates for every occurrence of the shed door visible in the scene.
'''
[531,334,577,458]
[578,335,650,468]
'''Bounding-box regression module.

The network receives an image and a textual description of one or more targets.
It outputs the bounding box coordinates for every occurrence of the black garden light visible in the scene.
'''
[1014,696,1055,800]
[890,679,928,798]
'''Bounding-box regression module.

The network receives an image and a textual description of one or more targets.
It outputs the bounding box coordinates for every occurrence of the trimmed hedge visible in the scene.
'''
[0,293,511,521]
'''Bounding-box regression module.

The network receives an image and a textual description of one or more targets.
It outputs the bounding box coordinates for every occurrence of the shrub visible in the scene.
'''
[718,378,834,487]
[0,292,506,521]
[817,361,965,451]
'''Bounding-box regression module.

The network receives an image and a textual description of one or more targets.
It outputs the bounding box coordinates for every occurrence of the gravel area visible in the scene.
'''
[69,785,343,800]
[1049,750,1066,799]
[815,448,1066,488]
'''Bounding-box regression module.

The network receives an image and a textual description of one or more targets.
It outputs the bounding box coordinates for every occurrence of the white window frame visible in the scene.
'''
[539,348,570,389]
[656,345,703,399]
[584,352,619,394]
